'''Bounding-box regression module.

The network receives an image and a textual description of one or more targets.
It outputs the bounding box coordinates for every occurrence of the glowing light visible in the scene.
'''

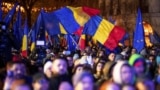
[1,2,56,13]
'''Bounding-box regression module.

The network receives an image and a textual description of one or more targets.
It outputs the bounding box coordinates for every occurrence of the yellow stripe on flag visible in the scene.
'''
[59,23,67,34]
[93,19,114,44]
[67,6,90,26]
[30,42,35,52]
[22,35,27,51]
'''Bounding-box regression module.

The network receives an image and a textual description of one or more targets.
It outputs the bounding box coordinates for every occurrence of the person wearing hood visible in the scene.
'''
[129,54,146,78]
[113,61,135,85]
[43,61,52,79]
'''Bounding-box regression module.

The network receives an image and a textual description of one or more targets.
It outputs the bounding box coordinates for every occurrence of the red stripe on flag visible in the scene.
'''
[82,7,100,16]
[78,35,86,50]
[104,26,126,50]
[74,27,83,36]
[21,50,27,57]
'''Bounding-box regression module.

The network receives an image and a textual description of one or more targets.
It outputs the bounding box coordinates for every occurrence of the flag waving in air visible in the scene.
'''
[4,3,18,27]
[54,6,100,35]
[133,8,145,52]
[83,16,126,50]
[21,19,29,57]
[78,34,86,50]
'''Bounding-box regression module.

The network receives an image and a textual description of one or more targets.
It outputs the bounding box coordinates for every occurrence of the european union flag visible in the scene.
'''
[133,8,145,53]
[4,3,18,27]
[31,10,46,41]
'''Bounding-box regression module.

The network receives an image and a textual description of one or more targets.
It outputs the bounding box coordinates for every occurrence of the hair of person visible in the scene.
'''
[147,54,155,59]
[72,71,94,86]
[82,64,93,73]
[93,60,105,74]
[52,55,67,63]
[72,64,84,74]
[32,72,48,83]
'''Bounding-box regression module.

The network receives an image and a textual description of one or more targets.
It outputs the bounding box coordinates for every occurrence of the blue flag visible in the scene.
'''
[31,10,45,39]
[13,8,22,50]
[4,3,18,27]
[42,11,62,35]
[54,7,80,34]
[133,8,145,53]
[65,34,76,51]
[23,19,29,35]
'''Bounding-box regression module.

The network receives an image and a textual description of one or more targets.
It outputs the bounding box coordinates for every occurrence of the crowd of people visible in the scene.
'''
[0,44,160,90]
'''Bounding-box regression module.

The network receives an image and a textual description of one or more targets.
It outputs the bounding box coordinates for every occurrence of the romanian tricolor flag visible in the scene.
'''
[54,6,100,35]
[78,34,86,50]
[83,16,126,50]
[21,20,28,57]
[30,29,36,52]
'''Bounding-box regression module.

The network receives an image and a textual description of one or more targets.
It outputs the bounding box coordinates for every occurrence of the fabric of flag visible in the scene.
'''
[30,29,36,52]
[30,12,42,52]
[119,33,129,45]
[13,8,22,50]
[3,3,18,27]
[32,10,45,37]
[83,15,126,50]
[54,6,100,34]
[78,34,86,50]
[65,35,76,51]
[21,19,28,57]
[60,36,67,47]
[42,11,67,35]
[0,0,2,21]
[133,8,145,52]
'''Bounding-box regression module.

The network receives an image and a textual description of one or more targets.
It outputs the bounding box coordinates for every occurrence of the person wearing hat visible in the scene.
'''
[43,61,52,79]
[113,61,135,85]
[129,54,146,78]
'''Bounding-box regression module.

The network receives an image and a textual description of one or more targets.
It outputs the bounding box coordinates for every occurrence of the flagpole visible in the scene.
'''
[69,35,79,49]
